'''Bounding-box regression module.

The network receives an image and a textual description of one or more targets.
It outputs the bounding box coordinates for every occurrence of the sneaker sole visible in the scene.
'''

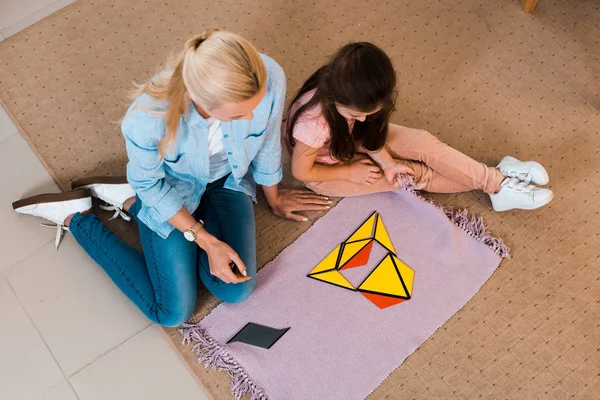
[71,176,129,190]
[493,192,554,212]
[12,189,91,210]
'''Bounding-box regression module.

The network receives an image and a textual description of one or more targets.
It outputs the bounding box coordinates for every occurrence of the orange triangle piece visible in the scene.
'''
[339,241,374,270]
[360,292,406,309]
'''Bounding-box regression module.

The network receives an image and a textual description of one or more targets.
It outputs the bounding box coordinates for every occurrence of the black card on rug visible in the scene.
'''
[227,322,290,349]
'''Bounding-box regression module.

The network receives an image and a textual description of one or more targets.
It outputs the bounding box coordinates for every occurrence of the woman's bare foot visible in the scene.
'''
[60,195,134,228]
[64,214,75,227]
[63,208,92,227]
[123,197,136,213]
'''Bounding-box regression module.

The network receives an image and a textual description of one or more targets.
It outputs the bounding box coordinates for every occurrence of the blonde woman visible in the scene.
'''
[12,30,329,327]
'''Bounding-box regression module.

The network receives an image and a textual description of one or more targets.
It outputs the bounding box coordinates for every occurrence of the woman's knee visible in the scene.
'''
[216,278,256,304]
[154,291,196,327]
[156,306,195,327]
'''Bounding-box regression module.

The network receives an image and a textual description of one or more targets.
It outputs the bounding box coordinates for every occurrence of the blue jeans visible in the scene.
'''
[69,175,256,327]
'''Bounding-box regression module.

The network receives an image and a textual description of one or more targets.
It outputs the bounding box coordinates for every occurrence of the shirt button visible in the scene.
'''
[223,134,229,138]
[233,165,238,169]
[227,152,232,155]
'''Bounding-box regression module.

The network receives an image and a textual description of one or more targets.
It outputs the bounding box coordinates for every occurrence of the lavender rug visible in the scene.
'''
[180,189,509,400]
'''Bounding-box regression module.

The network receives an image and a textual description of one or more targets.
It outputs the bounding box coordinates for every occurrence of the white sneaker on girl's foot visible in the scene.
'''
[489,177,553,212]
[71,176,135,221]
[497,156,550,186]
[12,190,92,250]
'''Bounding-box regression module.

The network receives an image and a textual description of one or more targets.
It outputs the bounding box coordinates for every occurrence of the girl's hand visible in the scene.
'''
[349,159,383,185]
[270,189,331,222]
[382,162,415,185]
[204,239,251,284]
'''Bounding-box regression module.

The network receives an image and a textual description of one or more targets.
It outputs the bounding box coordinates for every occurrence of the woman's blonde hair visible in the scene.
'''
[132,29,267,155]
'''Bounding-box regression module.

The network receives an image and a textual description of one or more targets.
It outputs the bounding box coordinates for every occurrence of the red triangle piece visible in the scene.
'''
[360,291,406,309]
[339,241,374,270]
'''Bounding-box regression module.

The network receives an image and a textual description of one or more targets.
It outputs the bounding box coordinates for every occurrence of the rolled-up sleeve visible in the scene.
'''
[250,62,285,187]
[122,110,184,223]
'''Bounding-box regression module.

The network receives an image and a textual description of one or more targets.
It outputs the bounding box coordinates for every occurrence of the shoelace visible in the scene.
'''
[99,204,132,221]
[505,171,532,186]
[41,223,69,250]
[506,177,534,194]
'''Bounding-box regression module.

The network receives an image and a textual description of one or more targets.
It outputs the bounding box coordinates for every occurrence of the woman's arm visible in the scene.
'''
[123,111,247,284]
[168,207,249,284]
[291,141,382,185]
[262,184,331,222]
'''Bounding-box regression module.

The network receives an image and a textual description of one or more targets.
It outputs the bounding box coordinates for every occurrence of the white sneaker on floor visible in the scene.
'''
[489,177,553,212]
[12,190,92,250]
[71,176,135,221]
[497,155,550,186]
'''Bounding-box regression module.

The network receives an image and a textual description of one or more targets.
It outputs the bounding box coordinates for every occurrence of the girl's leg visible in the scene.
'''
[386,124,505,194]
[305,157,475,197]
[195,179,256,303]
[68,198,197,327]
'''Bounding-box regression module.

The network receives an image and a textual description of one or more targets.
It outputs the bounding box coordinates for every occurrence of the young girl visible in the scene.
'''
[12,30,329,327]
[286,42,553,211]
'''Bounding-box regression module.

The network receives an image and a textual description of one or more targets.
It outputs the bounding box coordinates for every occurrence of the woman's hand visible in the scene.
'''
[270,188,331,222]
[204,238,251,284]
[382,161,415,186]
[349,159,383,185]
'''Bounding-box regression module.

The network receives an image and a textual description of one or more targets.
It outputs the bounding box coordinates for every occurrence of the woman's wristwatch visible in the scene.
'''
[183,220,204,242]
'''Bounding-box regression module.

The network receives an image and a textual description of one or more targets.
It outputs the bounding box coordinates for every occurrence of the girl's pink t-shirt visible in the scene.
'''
[287,89,354,165]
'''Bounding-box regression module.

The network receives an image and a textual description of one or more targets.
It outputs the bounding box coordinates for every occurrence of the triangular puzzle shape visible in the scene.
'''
[308,270,355,290]
[339,241,374,270]
[346,212,377,243]
[360,291,406,309]
[307,210,415,309]
[338,239,372,268]
[308,245,341,276]
[357,254,409,298]
[374,214,396,255]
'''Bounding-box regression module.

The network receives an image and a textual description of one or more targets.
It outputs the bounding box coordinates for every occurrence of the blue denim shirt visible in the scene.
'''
[121,54,285,238]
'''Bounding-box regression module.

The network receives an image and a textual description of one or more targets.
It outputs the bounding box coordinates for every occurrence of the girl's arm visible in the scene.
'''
[364,146,396,169]
[365,146,415,184]
[291,141,383,185]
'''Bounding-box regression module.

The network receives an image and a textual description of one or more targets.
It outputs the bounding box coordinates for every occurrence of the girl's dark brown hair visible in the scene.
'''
[286,42,397,163]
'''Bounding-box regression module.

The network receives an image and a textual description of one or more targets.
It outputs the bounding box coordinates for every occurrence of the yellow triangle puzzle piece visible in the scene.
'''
[308,245,341,275]
[357,254,408,298]
[309,270,355,290]
[339,239,372,268]
[374,214,396,254]
[347,212,377,242]
[393,255,415,296]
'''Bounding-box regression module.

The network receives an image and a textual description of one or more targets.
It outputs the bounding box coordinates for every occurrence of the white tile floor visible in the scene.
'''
[0,1,209,399]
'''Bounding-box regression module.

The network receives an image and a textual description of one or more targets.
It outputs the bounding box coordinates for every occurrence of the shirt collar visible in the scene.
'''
[185,102,208,127]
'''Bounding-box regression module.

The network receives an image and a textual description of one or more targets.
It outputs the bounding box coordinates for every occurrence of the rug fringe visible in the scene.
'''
[179,324,268,400]
[398,174,510,258]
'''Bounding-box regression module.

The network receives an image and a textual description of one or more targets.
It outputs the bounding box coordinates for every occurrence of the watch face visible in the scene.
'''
[184,231,194,241]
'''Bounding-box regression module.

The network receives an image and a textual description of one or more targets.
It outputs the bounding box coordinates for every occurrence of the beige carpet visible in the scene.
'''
[1,0,599,398]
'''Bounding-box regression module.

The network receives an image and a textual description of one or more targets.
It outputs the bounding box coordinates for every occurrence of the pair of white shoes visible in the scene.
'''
[12,177,135,250]
[490,156,553,212]
[13,156,553,250]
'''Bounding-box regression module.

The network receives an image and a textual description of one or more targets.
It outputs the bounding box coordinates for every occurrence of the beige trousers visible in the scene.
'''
[305,124,505,197]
